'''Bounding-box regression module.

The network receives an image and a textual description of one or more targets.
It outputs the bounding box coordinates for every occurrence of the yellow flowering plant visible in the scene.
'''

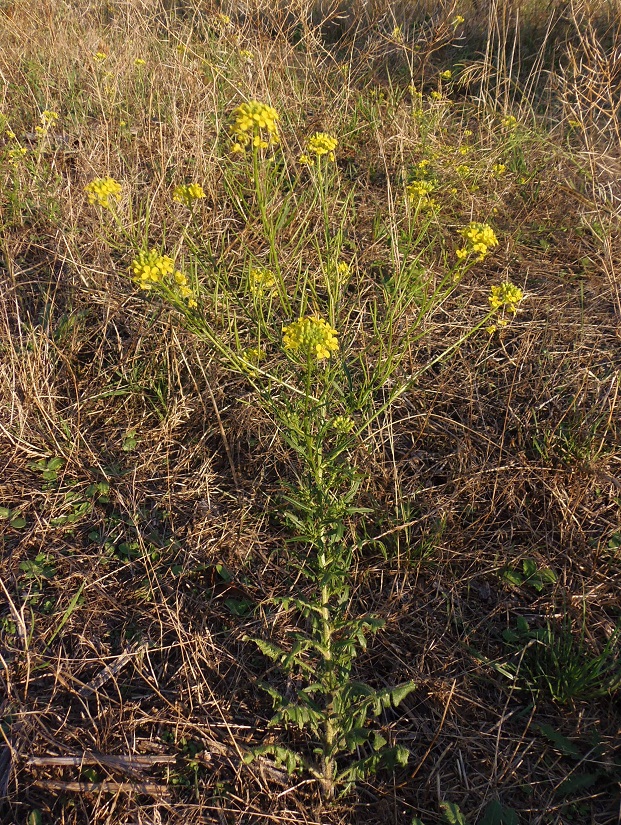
[230,100,279,153]
[456,221,499,262]
[172,182,206,206]
[249,267,277,297]
[131,249,197,307]
[282,316,339,361]
[300,132,338,164]
[85,176,122,209]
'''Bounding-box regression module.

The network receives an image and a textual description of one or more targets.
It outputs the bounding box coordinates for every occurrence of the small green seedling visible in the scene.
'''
[0,506,27,529]
[501,558,556,592]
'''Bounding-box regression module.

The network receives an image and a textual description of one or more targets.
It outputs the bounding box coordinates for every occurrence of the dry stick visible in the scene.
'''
[409,678,456,781]
[77,642,149,698]
[27,754,178,768]
[33,779,170,796]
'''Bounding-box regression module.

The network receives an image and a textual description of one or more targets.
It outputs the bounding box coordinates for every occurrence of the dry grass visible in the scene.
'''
[1,1,620,823]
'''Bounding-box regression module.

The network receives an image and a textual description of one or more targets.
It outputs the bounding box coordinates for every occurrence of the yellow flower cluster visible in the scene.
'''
[131,249,197,307]
[7,147,27,164]
[283,316,339,361]
[244,346,266,364]
[85,176,122,209]
[172,183,206,206]
[452,15,465,25]
[488,282,523,313]
[94,51,107,62]
[440,70,452,80]
[493,163,507,177]
[407,179,436,210]
[35,110,59,136]
[501,115,517,129]
[332,415,355,434]
[230,100,279,152]
[456,222,499,262]
[299,132,338,165]
[132,249,175,289]
[134,58,146,67]
[173,270,198,307]
[249,267,277,295]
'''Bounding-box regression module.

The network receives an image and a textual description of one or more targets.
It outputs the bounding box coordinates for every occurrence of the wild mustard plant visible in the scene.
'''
[248,267,277,297]
[117,100,525,802]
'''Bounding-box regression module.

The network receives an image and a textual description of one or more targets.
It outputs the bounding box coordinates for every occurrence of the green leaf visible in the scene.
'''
[536,724,581,759]
[390,680,417,706]
[556,772,599,797]
[10,516,27,529]
[440,802,468,825]
[47,457,65,471]
[27,811,43,825]
[502,569,524,587]
[480,799,519,825]
[522,558,537,577]
[0,506,11,519]
[248,637,287,662]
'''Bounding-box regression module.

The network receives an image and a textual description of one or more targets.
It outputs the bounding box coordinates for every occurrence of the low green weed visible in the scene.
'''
[501,615,621,704]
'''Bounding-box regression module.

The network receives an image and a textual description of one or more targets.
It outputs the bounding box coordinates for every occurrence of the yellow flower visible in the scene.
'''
[336,261,351,278]
[456,164,470,177]
[452,15,465,25]
[134,58,146,67]
[440,70,452,80]
[85,176,122,209]
[493,163,507,176]
[407,179,436,210]
[239,49,254,61]
[457,222,499,262]
[94,51,107,61]
[131,249,175,289]
[249,267,277,296]
[298,153,312,166]
[392,26,404,42]
[230,100,279,151]
[332,415,354,434]
[244,346,266,363]
[430,90,443,101]
[5,129,16,139]
[464,129,473,137]
[305,132,338,162]
[501,115,517,129]
[488,282,523,314]
[7,147,27,164]
[173,182,206,206]
[458,145,469,155]
[283,316,339,361]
